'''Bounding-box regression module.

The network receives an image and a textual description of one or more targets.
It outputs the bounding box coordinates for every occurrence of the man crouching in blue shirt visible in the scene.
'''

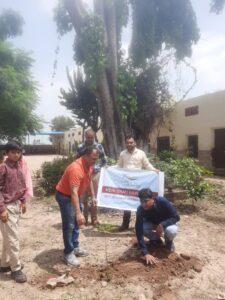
[135,188,180,265]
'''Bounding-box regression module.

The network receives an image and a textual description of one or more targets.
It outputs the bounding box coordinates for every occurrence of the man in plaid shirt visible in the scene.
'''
[77,128,107,225]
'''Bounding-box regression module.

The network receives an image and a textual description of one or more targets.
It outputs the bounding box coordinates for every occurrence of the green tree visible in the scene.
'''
[210,0,225,13]
[50,115,75,131]
[60,68,100,132]
[0,9,24,41]
[54,0,199,158]
[0,9,42,140]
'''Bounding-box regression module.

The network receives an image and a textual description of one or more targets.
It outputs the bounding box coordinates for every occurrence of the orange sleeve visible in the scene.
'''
[68,167,83,188]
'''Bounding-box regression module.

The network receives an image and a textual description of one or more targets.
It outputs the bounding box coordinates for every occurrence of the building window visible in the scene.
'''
[78,131,81,135]
[68,134,70,137]
[72,133,74,137]
[185,106,199,117]
[188,135,198,158]
[157,136,170,154]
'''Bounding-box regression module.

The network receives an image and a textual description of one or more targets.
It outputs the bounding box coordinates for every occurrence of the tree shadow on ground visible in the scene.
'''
[33,248,64,274]
[81,226,135,238]
[202,213,225,225]
[0,273,12,282]
[176,202,200,215]
[0,263,12,282]
[52,222,61,230]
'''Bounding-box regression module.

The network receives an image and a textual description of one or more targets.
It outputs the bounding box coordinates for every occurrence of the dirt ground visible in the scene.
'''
[0,156,225,300]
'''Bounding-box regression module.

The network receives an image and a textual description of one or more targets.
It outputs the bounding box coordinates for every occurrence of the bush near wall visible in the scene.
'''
[41,155,74,194]
[149,151,212,201]
[41,150,212,200]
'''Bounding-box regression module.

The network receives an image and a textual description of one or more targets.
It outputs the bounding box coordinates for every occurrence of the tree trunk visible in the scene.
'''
[64,0,125,159]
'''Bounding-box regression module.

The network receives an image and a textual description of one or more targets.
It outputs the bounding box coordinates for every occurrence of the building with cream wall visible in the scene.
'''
[149,90,225,170]
[52,127,103,155]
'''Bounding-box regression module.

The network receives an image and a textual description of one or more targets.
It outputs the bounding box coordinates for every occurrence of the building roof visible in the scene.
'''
[36,132,64,135]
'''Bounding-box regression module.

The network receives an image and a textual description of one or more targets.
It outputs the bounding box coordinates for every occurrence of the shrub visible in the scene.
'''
[41,155,74,194]
[107,157,117,166]
[155,156,212,200]
[158,150,178,162]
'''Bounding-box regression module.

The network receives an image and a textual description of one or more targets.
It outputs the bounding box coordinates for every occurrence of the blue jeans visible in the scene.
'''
[56,191,81,254]
[143,220,177,242]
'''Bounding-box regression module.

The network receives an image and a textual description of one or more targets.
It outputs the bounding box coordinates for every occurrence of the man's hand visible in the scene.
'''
[144,254,159,265]
[155,224,164,237]
[20,203,26,214]
[0,210,8,223]
[92,197,97,207]
[76,212,86,226]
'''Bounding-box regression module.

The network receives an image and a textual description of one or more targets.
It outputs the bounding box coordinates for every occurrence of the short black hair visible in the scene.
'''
[83,145,100,156]
[138,188,153,200]
[125,134,135,141]
[5,140,23,153]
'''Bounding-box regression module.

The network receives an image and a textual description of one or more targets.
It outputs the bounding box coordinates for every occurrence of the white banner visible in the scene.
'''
[97,167,164,211]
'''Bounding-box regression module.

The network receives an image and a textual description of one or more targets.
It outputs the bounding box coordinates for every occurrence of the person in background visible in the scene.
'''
[0,141,27,283]
[135,188,180,265]
[19,154,33,200]
[77,128,107,225]
[0,151,5,164]
[117,135,159,231]
[56,145,99,267]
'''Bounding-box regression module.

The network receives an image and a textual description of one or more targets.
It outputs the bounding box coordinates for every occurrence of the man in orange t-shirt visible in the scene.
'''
[56,145,99,267]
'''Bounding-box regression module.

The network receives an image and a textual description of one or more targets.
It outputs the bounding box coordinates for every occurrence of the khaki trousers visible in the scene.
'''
[0,201,22,272]
[82,172,100,224]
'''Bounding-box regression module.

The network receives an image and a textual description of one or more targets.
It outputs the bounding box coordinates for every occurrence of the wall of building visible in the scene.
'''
[150,90,225,168]
[53,127,104,155]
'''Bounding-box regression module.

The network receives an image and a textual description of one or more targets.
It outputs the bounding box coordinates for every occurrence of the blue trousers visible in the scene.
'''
[56,191,81,254]
[143,220,177,242]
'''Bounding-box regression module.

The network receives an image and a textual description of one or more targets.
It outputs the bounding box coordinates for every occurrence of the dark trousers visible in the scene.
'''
[122,210,131,226]
[55,191,80,254]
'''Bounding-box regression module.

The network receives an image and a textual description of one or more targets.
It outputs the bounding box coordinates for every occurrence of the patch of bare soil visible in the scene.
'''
[0,174,225,300]
[34,249,203,296]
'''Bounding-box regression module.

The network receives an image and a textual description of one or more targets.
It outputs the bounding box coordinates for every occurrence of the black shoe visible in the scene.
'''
[11,269,27,283]
[119,224,129,232]
[165,240,175,252]
[0,266,11,273]
[0,263,24,273]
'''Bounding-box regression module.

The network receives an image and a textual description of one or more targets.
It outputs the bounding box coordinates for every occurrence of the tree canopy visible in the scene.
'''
[0,9,24,41]
[54,0,199,157]
[0,9,42,141]
[50,115,75,131]
[210,0,225,13]
[60,68,99,132]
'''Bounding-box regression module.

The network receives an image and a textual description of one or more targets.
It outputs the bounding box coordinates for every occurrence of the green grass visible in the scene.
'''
[96,223,119,233]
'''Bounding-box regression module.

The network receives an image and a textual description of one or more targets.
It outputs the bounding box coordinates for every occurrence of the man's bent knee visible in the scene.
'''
[164,225,177,241]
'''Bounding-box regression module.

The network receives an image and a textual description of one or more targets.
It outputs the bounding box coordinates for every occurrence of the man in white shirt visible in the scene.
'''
[117,135,158,231]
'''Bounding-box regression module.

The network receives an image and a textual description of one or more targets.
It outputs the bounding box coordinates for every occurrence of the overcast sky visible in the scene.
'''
[1,0,225,129]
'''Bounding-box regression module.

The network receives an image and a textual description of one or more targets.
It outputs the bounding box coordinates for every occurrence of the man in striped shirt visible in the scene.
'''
[77,128,107,225]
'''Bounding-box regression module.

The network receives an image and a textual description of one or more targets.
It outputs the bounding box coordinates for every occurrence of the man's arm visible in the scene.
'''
[0,164,6,214]
[99,144,107,167]
[117,152,124,168]
[89,179,97,206]
[135,206,159,265]
[71,185,85,226]
[159,197,180,228]
[135,208,148,256]
[142,152,158,171]
[0,164,8,222]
